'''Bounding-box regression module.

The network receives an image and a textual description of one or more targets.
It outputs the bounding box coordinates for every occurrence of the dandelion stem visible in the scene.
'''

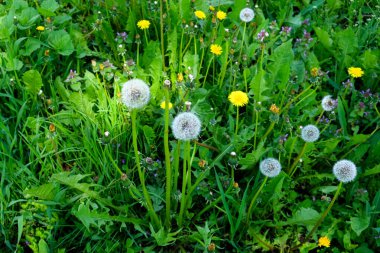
[202,57,213,88]
[290,182,343,251]
[164,87,171,227]
[239,22,247,60]
[288,142,308,177]
[173,140,181,210]
[160,0,165,71]
[178,141,191,227]
[246,176,268,223]
[131,110,160,228]
[235,106,240,135]
[253,107,259,149]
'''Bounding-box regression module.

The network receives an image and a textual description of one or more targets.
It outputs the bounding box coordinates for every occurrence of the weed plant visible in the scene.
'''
[0,0,379,252]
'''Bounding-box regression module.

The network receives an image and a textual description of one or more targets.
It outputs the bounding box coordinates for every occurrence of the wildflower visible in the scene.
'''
[281,26,292,35]
[116,31,128,41]
[342,79,353,88]
[36,26,45,31]
[49,123,56,133]
[210,44,222,56]
[257,29,269,42]
[270,104,280,114]
[172,112,201,141]
[321,95,337,111]
[301,124,320,142]
[209,6,215,11]
[104,131,110,137]
[233,182,239,188]
[360,89,372,98]
[177,73,184,82]
[318,236,330,247]
[65,69,77,82]
[333,160,357,183]
[348,67,364,78]
[216,11,227,20]
[228,91,249,107]
[194,10,206,19]
[137,20,150,30]
[160,101,173,110]
[198,159,206,168]
[207,243,216,251]
[239,7,255,22]
[310,67,319,77]
[121,78,151,109]
[260,158,282,178]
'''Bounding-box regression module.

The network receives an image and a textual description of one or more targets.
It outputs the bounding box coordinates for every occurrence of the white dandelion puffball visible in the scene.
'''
[121,79,150,109]
[321,95,337,111]
[239,8,255,23]
[172,112,201,141]
[301,124,320,142]
[333,160,357,183]
[259,158,282,178]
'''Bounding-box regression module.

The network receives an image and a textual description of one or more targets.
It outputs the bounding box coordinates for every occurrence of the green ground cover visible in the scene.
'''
[0,0,379,252]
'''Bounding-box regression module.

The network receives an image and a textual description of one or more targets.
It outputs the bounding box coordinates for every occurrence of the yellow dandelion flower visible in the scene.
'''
[228,91,249,107]
[270,104,280,114]
[216,11,227,20]
[194,10,206,19]
[348,67,364,78]
[36,26,45,31]
[209,6,215,11]
[137,20,150,30]
[310,67,319,77]
[177,73,184,82]
[210,44,222,56]
[318,236,330,248]
[160,101,173,110]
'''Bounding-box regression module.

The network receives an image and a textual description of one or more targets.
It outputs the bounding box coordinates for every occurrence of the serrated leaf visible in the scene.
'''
[143,125,155,146]
[18,7,40,29]
[314,27,333,49]
[150,225,180,246]
[239,142,267,169]
[22,70,43,96]
[337,96,348,136]
[336,28,358,55]
[38,0,59,16]
[23,183,57,200]
[47,30,74,56]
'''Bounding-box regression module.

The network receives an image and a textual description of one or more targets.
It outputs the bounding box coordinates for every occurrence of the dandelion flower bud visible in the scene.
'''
[172,112,201,140]
[239,8,255,23]
[301,124,320,142]
[333,160,357,183]
[121,79,150,109]
[259,158,282,178]
[321,95,337,111]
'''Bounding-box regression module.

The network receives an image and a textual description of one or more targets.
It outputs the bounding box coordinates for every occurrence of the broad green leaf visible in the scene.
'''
[48,30,74,56]
[69,92,96,120]
[38,239,49,253]
[361,50,378,70]
[179,0,191,21]
[350,216,370,236]
[22,70,43,96]
[150,225,180,246]
[239,142,268,169]
[23,183,57,200]
[336,28,358,55]
[182,52,199,79]
[18,7,40,29]
[318,186,338,194]
[267,40,293,90]
[287,208,320,226]
[314,27,333,49]
[20,38,41,56]
[250,69,269,102]
[5,58,23,71]
[362,164,380,177]
[0,14,15,40]
[143,125,155,146]
[38,0,60,16]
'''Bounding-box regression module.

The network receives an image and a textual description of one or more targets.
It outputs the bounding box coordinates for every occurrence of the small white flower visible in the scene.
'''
[239,7,255,23]
[301,124,320,142]
[260,158,282,178]
[172,112,201,140]
[38,90,43,95]
[333,160,357,183]
[121,78,150,109]
[104,131,110,137]
[321,95,337,111]
[230,151,236,156]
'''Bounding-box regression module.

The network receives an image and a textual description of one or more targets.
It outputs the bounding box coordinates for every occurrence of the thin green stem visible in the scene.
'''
[290,182,343,251]
[173,140,181,210]
[246,176,268,222]
[253,107,259,149]
[164,88,171,227]
[131,110,160,228]
[202,57,213,88]
[160,0,165,72]
[288,142,308,177]
[239,22,247,60]
[259,121,275,144]
[178,141,190,227]
[235,106,239,135]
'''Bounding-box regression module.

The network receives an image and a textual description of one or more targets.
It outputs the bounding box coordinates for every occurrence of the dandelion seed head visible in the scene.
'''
[121,79,150,109]
[260,158,282,177]
[239,8,255,23]
[301,124,320,142]
[172,112,201,140]
[321,95,337,111]
[333,160,357,183]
